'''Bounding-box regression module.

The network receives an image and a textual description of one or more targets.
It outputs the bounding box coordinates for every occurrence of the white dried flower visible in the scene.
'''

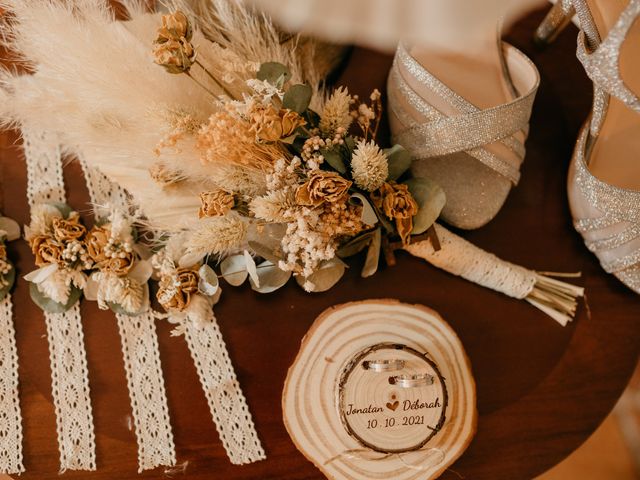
[184,215,248,258]
[37,269,71,304]
[210,165,268,196]
[25,204,63,240]
[250,187,298,223]
[351,140,389,192]
[94,272,145,314]
[320,86,353,136]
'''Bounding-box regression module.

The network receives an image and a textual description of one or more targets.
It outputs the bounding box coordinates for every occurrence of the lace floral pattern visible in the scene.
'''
[24,128,97,471]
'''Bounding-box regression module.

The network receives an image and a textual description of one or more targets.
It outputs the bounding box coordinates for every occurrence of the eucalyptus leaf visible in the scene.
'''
[302,109,321,129]
[280,134,298,144]
[178,251,205,268]
[322,148,347,174]
[128,260,153,284]
[385,145,413,181]
[198,264,219,296]
[244,250,259,288]
[0,267,16,301]
[361,228,381,278]
[52,202,73,219]
[29,282,82,313]
[283,84,312,113]
[337,231,374,258]
[0,217,20,242]
[249,261,291,294]
[344,136,356,153]
[349,193,378,226]
[220,254,248,287]
[295,258,346,293]
[257,62,290,86]
[405,177,446,234]
[248,241,283,265]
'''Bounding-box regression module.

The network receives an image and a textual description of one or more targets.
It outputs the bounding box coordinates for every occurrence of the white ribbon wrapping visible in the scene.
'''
[184,313,266,464]
[80,159,176,471]
[23,127,96,471]
[0,295,24,474]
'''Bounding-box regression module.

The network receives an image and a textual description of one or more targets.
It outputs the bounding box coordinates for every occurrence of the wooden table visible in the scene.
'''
[1,8,638,480]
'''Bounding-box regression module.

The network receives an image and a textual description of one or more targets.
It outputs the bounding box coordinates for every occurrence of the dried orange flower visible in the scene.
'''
[30,235,63,267]
[155,11,192,44]
[296,171,352,207]
[153,37,195,74]
[157,267,199,311]
[52,215,86,242]
[249,104,306,143]
[102,254,135,276]
[85,225,110,265]
[199,190,235,218]
[372,182,418,245]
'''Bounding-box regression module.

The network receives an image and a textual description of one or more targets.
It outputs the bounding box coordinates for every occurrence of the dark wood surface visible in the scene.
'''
[1,8,639,480]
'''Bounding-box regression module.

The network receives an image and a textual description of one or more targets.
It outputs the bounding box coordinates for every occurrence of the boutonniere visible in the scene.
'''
[83,207,153,316]
[23,203,93,312]
[152,233,222,335]
[0,216,21,301]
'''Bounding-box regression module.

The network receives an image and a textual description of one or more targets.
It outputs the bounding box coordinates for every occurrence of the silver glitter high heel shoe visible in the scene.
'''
[536,0,640,294]
[387,40,540,230]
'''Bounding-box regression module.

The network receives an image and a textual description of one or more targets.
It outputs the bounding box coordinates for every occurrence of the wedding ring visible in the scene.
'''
[388,374,434,388]
[362,359,405,372]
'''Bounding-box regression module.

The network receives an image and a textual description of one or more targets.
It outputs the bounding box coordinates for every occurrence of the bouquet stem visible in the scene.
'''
[404,223,584,326]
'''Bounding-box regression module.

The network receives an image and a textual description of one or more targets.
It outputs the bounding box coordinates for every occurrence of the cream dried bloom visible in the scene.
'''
[184,215,248,258]
[351,140,389,192]
[320,86,353,136]
[250,187,298,223]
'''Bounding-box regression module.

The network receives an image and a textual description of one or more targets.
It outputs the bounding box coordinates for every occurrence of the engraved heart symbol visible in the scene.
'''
[386,400,399,411]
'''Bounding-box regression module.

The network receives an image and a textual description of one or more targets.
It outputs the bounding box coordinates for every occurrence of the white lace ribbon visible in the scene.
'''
[78,156,264,464]
[79,159,176,471]
[184,311,265,464]
[0,296,24,474]
[23,128,97,471]
[117,312,176,471]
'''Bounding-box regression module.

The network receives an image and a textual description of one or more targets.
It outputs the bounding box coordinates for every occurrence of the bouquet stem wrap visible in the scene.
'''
[405,223,584,326]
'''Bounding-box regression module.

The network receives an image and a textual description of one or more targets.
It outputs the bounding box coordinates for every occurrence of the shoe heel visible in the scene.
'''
[533,0,575,47]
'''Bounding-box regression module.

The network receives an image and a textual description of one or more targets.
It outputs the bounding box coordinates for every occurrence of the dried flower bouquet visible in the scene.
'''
[0,2,583,328]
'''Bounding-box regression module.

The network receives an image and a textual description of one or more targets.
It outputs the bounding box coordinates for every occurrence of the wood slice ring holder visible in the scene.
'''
[283,299,476,480]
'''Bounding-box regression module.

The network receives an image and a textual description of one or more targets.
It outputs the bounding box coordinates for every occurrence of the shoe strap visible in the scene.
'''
[389,42,539,185]
[572,128,640,273]
[576,0,640,129]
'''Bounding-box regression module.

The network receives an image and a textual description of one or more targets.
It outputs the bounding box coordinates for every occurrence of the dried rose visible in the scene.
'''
[156,11,192,43]
[52,215,86,242]
[85,225,111,265]
[250,105,306,142]
[372,182,418,245]
[199,190,235,218]
[280,109,306,138]
[153,37,195,74]
[157,267,199,311]
[30,235,63,267]
[102,254,135,276]
[296,171,352,207]
[250,104,283,142]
